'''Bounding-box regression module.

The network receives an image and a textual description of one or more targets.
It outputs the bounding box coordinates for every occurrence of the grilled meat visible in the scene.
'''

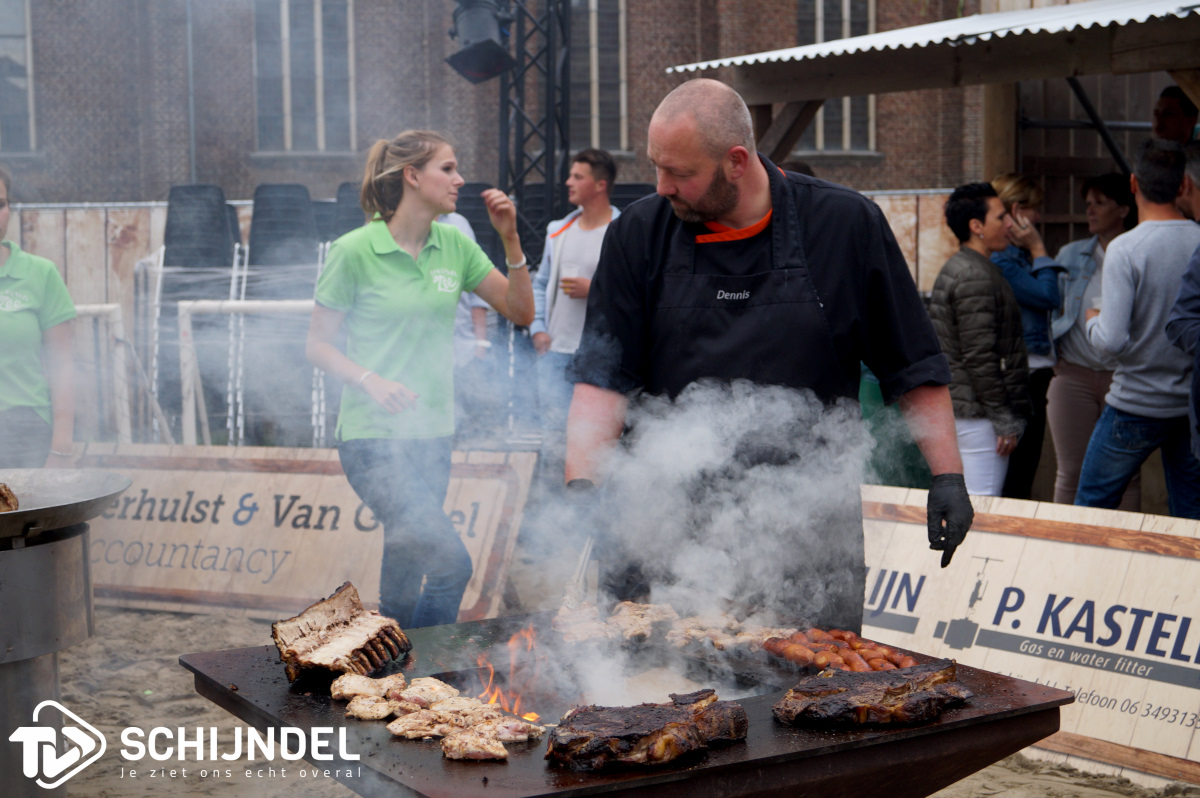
[773,658,973,727]
[552,602,614,644]
[330,672,406,700]
[428,695,486,712]
[388,676,459,708]
[441,728,509,760]
[546,689,747,771]
[386,709,469,739]
[344,695,396,720]
[0,483,16,513]
[471,716,546,742]
[666,613,741,648]
[271,582,411,681]
[607,601,680,643]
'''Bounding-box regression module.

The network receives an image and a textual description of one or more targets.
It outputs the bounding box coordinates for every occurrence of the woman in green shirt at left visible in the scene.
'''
[306,131,533,628]
[0,163,76,469]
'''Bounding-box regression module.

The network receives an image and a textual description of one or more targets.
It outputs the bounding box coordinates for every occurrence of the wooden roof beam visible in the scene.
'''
[753,100,825,164]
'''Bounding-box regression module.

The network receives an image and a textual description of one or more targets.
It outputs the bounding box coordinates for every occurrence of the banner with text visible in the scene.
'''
[860,484,1200,788]
[80,444,536,620]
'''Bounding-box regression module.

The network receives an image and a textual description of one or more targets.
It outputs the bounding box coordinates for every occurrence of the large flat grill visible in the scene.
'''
[180,612,1073,798]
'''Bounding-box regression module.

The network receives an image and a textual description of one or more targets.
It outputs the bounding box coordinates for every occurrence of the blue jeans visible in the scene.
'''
[338,437,473,628]
[0,408,51,468]
[535,351,575,432]
[535,351,575,486]
[1075,405,1200,519]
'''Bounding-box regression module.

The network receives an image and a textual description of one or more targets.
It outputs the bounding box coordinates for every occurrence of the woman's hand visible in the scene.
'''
[1006,207,1048,258]
[560,277,591,299]
[361,373,418,415]
[995,433,1019,456]
[481,188,518,241]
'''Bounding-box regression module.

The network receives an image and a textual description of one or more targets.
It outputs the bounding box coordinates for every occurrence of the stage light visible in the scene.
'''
[446,0,517,83]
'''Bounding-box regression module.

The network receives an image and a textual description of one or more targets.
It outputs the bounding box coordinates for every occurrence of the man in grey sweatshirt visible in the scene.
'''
[1076,139,1200,518]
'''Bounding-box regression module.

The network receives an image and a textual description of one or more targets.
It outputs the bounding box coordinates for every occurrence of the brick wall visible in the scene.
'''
[1,0,1033,204]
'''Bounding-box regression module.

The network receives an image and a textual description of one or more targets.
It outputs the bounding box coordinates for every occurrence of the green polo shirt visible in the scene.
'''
[0,241,76,423]
[315,218,493,441]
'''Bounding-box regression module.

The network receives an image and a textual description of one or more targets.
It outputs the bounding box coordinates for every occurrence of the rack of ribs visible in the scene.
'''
[271,582,411,681]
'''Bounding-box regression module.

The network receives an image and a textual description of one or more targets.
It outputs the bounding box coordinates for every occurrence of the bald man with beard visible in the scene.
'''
[564,79,972,632]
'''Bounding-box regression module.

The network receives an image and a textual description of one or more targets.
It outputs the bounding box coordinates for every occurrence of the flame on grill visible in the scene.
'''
[476,625,541,722]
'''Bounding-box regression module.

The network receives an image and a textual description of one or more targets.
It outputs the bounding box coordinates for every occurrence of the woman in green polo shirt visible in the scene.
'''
[306,131,533,628]
[0,163,76,469]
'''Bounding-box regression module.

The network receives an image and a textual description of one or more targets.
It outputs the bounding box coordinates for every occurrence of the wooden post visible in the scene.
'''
[1168,68,1200,113]
[982,83,1017,180]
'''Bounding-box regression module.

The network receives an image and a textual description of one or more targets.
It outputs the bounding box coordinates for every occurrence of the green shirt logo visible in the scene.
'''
[430,269,460,293]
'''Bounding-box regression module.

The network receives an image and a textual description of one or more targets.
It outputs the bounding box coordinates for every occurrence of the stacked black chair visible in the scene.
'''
[163,184,237,269]
[247,183,321,268]
[312,199,339,243]
[239,184,324,446]
[157,185,240,443]
[331,180,366,241]
[611,182,657,211]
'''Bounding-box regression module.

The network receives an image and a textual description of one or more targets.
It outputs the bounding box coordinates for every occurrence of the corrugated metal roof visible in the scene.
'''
[668,0,1200,74]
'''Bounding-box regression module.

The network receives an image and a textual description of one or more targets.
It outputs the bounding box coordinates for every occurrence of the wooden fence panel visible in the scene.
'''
[20,209,66,278]
[64,208,108,304]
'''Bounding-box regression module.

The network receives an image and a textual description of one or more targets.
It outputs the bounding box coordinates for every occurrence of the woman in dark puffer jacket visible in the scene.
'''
[928,183,1033,496]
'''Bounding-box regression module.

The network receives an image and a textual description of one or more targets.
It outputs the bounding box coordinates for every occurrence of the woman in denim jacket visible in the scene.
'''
[990,174,1066,499]
[1047,173,1139,508]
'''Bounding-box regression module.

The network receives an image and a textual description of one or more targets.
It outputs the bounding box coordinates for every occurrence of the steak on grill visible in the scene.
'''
[545,689,747,771]
[773,658,973,727]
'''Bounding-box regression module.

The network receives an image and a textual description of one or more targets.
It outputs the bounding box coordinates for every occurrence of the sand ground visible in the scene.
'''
[56,604,1200,798]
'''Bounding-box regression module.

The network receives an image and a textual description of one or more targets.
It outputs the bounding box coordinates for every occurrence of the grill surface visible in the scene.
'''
[180,612,1074,798]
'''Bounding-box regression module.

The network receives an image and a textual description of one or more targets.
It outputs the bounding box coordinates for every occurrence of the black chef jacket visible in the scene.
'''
[569,156,950,403]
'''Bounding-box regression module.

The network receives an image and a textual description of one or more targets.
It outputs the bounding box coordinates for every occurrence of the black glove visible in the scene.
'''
[927,473,973,568]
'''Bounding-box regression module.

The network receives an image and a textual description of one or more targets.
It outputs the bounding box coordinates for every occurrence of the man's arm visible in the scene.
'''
[897,384,963,475]
[1167,243,1200,355]
[564,382,628,484]
[1086,241,1134,355]
[898,382,974,567]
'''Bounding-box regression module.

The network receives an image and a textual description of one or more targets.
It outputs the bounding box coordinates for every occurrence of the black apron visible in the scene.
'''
[604,167,867,632]
[644,168,857,403]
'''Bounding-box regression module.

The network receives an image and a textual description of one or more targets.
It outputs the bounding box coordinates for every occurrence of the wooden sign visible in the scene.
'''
[860,484,1200,789]
[78,444,536,622]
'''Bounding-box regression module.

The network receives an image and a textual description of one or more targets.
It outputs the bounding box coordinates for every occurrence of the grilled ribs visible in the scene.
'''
[546,689,747,771]
[773,658,973,727]
[271,582,411,681]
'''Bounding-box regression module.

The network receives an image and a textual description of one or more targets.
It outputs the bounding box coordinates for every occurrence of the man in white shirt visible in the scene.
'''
[439,212,496,440]
[530,149,621,446]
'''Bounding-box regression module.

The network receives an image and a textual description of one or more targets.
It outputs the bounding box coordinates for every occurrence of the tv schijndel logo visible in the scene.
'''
[8,700,107,789]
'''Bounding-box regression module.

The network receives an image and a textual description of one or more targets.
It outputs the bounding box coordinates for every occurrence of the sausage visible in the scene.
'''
[832,639,850,649]
[807,641,837,652]
[763,637,791,657]
[807,628,834,643]
[896,656,918,669]
[855,648,890,662]
[841,651,872,672]
[788,630,811,644]
[883,649,907,666]
[813,650,846,669]
[868,659,897,671]
[828,629,860,645]
[782,643,816,666]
